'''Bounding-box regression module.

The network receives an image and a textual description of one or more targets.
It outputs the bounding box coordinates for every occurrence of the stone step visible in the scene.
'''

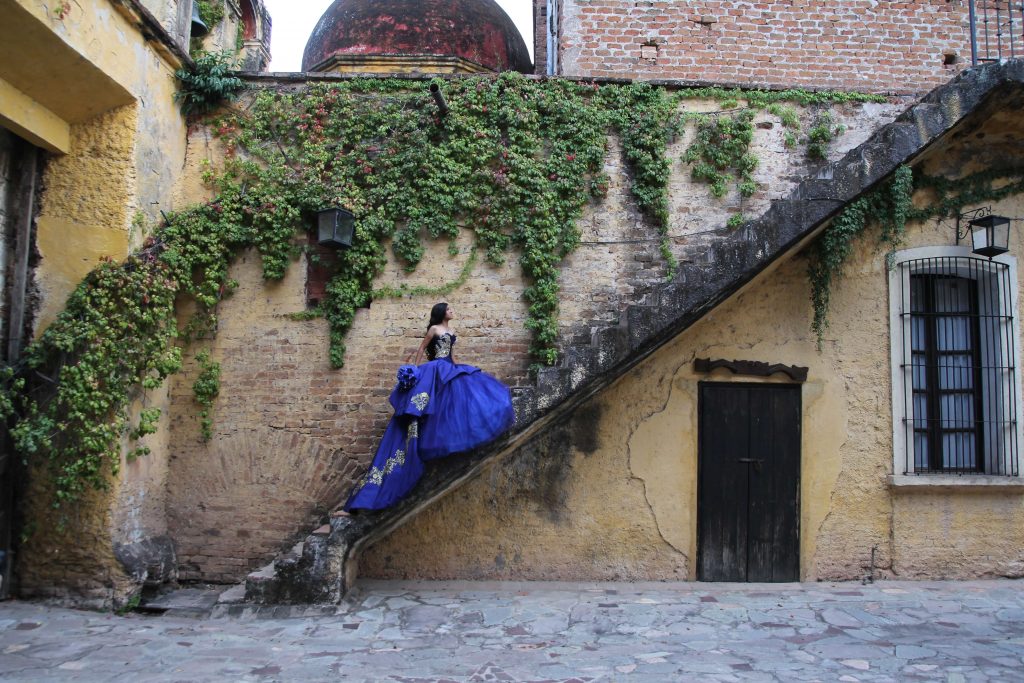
[510,386,537,426]
[137,586,225,618]
[534,366,573,411]
[562,346,598,391]
[591,322,628,372]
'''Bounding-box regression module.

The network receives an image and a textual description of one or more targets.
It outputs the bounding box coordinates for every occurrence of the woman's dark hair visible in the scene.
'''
[427,302,448,330]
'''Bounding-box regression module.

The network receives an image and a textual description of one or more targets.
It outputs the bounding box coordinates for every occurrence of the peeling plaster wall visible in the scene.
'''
[364,116,1024,583]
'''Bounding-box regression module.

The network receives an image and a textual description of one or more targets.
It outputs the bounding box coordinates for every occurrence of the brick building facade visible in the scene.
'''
[536,0,972,93]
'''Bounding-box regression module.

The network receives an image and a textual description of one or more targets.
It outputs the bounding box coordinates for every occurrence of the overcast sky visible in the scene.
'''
[262,0,534,72]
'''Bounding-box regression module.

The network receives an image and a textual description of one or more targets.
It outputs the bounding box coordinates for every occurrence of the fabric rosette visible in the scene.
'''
[396,364,418,391]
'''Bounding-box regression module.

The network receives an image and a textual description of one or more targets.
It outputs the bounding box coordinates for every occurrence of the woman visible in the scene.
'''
[341,303,515,512]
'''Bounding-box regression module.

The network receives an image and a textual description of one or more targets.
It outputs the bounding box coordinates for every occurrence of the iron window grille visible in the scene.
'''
[894,254,1019,476]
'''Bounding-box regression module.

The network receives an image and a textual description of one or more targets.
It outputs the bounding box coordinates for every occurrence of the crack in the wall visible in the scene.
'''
[625,354,692,557]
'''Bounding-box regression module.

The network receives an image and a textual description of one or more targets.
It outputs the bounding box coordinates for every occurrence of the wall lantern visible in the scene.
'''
[957,207,1010,259]
[316,207,355,248]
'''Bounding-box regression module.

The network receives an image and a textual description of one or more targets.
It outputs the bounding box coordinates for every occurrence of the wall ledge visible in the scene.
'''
[889,474,1024,491]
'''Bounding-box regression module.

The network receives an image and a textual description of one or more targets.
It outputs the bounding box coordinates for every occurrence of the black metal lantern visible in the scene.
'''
[957,207,1010,259]
[316,207,355,249]
[969,214,1010,258]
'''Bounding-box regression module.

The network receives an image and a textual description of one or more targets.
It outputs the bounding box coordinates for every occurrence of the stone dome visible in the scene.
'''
[302,0,533,73]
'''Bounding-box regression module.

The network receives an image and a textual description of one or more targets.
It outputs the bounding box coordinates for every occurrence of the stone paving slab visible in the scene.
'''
[0,580,1022,682]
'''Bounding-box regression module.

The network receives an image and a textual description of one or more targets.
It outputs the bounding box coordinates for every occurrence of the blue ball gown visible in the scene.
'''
[343,332,515,511]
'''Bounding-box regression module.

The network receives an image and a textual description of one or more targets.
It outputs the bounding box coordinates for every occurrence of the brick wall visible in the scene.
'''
[554,0,971,93]
[534,0,548,74]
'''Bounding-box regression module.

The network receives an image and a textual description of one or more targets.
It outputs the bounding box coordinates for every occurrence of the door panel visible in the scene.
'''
[697,386,750,581]
[698,383,801,582]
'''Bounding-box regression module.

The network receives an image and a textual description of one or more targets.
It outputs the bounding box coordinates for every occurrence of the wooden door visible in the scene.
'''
[698,383,801,582]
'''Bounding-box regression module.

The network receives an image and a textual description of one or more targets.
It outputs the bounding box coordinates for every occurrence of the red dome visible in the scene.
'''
[302,0,533,73]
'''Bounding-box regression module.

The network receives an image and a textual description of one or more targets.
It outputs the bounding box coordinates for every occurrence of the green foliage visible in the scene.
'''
[115,591,142,616]
[4,254,182,506]
[806,111,846,160]
[807,165,913,346]
[726,213,746,230]
[684,110,758,198]
[195,0,225,29]
[372,249,478,300]
[907,166,1024,223]
[599,82,681,278]
[767,104,801,130]
[174,51,244,116]
[807,165,1024,347]
[192,350,221,441]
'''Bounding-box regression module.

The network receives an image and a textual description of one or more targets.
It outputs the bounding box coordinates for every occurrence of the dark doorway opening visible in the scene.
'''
[0,128,43,599]
[698,382,801,582]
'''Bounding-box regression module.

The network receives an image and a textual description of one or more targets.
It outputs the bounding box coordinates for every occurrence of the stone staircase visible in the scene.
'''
[241,61,1024,605]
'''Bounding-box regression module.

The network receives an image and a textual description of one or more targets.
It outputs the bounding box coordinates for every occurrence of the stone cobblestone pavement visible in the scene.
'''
[0,580,1022,682]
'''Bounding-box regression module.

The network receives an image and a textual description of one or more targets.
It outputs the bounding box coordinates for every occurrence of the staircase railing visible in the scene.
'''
[971,1,1024,64]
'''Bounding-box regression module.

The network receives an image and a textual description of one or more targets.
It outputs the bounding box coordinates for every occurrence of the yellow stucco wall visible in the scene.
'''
[8,0,190,606]
[363,129,1024,582]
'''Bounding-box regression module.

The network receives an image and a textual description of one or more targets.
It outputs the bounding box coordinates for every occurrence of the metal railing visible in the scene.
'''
[970,1,1024,64]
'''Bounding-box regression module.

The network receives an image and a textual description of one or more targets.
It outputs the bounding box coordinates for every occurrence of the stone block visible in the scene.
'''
[113,535,177,586]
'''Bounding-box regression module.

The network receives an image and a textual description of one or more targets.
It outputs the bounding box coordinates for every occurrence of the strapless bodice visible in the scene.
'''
[427,332,456,361]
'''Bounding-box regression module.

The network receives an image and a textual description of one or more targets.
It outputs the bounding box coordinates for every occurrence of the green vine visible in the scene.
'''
[684,110,758,198]
[808,165,913,346]
[726,213,747,230]
[372,248,479,300]
[0,77,897,511]
[807,164,1024,347]
[601,83,682,278]
[192,350,221,442]
[806,111,845,160]
[174,51,244,116]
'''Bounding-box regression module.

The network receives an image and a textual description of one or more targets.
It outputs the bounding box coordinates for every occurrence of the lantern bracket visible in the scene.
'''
[955,206,992,245]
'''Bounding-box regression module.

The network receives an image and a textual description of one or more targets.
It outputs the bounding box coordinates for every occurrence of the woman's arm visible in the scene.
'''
[407,327,436,365]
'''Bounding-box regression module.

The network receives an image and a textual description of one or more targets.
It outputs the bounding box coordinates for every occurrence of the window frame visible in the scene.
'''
[888,246,1024,487]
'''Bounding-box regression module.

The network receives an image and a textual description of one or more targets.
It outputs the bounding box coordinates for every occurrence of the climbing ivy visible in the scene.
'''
[684,110,758,198]
[807,165,913,345]
[0,75,896,510]
[806,165,1024,346]
[805,111,846,160]
[600,83,682,277]
[192,350,221,441]
[194,0,225,29]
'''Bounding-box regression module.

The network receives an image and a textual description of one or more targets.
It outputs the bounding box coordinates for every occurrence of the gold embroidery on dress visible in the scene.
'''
[433,333,452,359]
[407,420,419,440]
[384,449,405,474]
[411,392,430,411]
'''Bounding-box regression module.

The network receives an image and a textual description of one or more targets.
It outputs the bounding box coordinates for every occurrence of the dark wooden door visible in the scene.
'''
[698,382,801,582]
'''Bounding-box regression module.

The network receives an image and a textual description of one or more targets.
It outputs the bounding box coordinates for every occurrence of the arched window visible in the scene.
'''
[240,0,257,40]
